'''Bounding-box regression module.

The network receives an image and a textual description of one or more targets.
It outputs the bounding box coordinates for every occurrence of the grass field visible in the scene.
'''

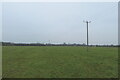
[2,46,118,78]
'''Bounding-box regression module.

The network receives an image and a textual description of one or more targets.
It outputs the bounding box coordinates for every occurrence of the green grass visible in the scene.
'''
[2,46,118,78]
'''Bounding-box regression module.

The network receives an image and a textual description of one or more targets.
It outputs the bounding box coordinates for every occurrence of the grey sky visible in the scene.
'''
[2,2,118,45]
[0,3,2,42]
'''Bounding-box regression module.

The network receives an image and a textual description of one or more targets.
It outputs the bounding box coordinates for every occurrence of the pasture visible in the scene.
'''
[2,46,118,78]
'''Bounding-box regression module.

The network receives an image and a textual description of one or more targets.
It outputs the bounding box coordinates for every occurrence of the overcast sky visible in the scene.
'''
[2,2,118,45]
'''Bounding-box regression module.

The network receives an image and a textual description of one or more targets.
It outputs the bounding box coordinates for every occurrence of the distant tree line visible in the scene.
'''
[1,42,119,47]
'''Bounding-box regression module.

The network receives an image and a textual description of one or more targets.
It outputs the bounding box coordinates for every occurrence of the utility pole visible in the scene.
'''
[83,20,91,51]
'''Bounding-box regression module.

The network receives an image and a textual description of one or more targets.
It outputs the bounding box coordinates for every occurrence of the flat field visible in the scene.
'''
[2,46,118,78]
